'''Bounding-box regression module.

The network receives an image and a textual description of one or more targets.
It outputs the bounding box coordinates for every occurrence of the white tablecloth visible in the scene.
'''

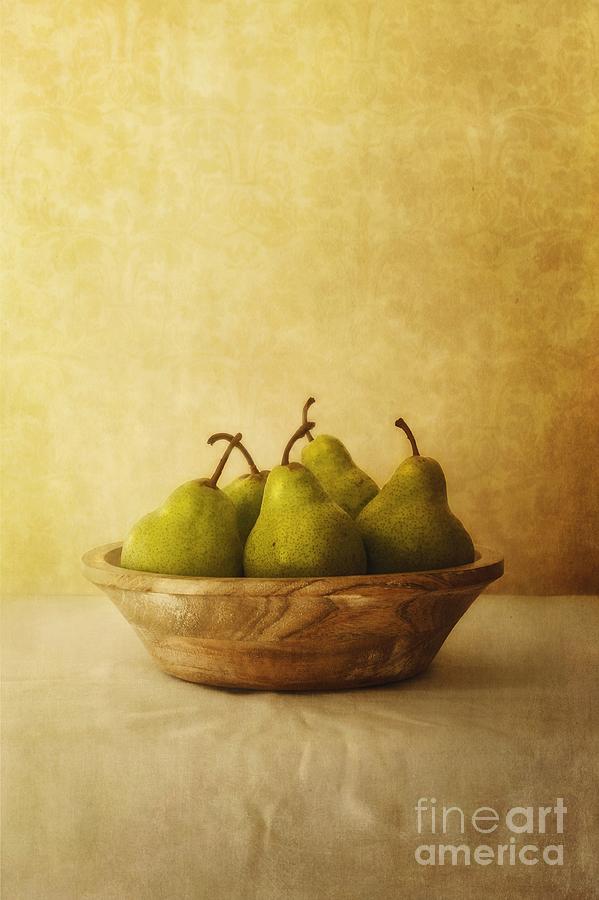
[2,594,598,899]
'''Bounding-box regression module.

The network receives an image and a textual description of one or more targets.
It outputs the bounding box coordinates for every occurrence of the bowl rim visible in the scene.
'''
[81,542,504,595]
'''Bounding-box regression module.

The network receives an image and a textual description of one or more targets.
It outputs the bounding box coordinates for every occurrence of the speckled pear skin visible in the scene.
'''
[357,456,475,573]
[223,471,268,542]
[121,479,243,576]
[301,434,379,518]
[244,463,367,578]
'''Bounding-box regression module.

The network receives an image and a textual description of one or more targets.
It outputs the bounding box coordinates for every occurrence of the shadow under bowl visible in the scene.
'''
[81,544,503,691]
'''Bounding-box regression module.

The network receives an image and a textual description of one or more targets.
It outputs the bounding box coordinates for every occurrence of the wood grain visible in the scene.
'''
[82,543,503,691]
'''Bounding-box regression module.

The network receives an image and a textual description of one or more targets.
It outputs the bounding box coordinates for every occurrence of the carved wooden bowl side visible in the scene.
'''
[82,544,503,691]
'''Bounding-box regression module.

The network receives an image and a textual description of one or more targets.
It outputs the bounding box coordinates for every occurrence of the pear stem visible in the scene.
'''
[207,432,260,474]
[281,421,315,466]
[395,418,420,456]
[303,397,316,442]
[207,432,242,487]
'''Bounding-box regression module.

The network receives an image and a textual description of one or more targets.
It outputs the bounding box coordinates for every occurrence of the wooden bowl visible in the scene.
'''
[82,544,503,691]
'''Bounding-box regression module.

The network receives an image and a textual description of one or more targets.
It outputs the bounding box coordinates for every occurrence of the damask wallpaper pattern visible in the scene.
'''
[2,0,598,594]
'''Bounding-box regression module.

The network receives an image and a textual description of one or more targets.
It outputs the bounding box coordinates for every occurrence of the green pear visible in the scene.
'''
[244,420,367,578]
[208,432,269,542]
[121,434,244,576]
[300,397,378,517]
[357,419,475,573]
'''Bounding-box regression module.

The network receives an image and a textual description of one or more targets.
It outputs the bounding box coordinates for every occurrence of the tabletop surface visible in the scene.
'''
[2,593,598,900]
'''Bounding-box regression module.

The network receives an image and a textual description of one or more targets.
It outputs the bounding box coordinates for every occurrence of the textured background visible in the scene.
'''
[2,0,598,596]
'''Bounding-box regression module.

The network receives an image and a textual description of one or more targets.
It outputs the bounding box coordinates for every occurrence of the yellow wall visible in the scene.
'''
[2,0,598,596]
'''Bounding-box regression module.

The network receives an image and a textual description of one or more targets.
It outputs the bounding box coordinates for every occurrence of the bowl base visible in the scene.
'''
[154,660,432,692]
[136,625,456,692]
